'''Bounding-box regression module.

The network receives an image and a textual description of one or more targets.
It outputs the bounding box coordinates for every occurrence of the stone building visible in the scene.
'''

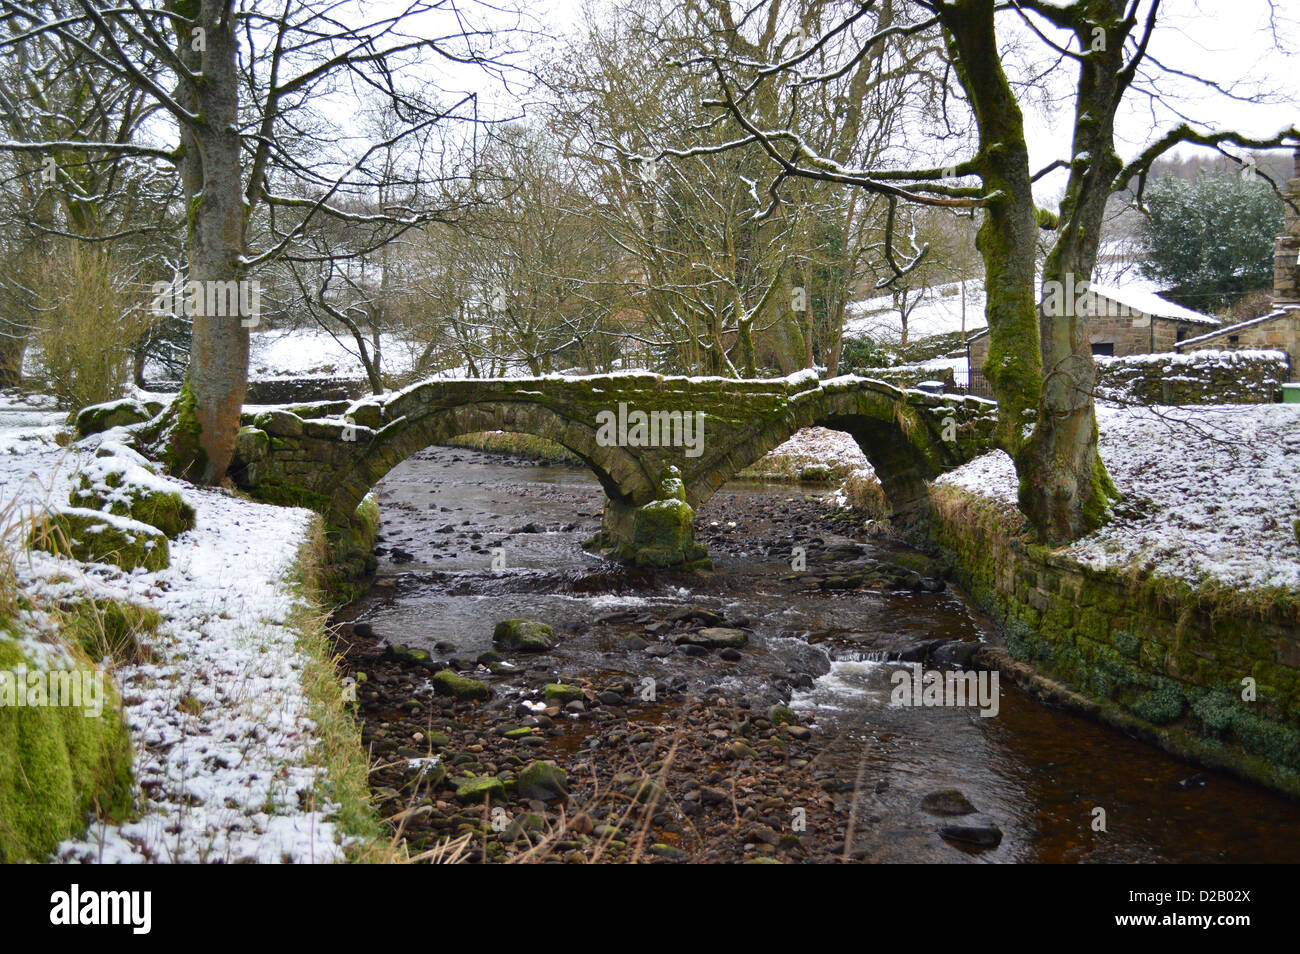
[964,283,1221,399]
[1174,149,1300,382]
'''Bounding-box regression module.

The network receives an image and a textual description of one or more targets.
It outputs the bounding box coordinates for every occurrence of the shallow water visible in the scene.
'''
[344,445,1300,863]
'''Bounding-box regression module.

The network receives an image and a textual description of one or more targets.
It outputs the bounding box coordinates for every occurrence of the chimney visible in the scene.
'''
[1274,147,1300,305]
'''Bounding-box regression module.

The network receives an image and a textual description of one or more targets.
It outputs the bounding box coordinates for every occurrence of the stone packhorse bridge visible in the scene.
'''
[231,371,997,566]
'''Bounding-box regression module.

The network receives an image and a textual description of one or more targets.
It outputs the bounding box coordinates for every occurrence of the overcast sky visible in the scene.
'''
[493,0,1299,170]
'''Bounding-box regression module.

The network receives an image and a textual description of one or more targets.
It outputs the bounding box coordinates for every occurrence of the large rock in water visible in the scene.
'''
[676,627,749,650]
[939,813,1003,849]
[431,669,491,701]
[492,619,555,652]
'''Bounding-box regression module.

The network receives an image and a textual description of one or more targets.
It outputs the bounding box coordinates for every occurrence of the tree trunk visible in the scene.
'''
[169,0,249,483]
[942,1,1043,461]
[0,329,26,389]
[1017,4,1127,541]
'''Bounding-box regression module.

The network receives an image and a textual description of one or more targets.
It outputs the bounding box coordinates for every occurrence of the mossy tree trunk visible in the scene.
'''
[1018,1,1130,540]
[941,0,1123,544]
[939,1,1043,458]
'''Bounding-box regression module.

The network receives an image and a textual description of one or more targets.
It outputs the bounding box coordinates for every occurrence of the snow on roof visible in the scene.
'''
[1086,282,1221,326]
[1176,305,1300,349]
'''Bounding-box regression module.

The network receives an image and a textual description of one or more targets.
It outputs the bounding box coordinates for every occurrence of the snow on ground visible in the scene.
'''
[936,403,1300,590]
[843,272,1201,344]
[846,281,987,342]
[249,327,417,380]
[754,426,872,476]
[0,397,347,863]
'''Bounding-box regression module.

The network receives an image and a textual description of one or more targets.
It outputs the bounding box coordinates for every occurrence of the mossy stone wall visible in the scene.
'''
[931,485,1300,795]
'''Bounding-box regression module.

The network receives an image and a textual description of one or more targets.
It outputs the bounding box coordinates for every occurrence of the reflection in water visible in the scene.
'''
[344,445,1300,863]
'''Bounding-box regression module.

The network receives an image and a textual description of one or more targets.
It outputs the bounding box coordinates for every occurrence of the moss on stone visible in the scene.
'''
[159,381,208,480]
[32,508,169,572]
[71,471,195,539]
[72,399,153,438]
[0,621,134,862]
[454,775,505,803]
[492,619,555,652]
[431,669,491,701]
[543,683,584,704]
[931,481,1300,793]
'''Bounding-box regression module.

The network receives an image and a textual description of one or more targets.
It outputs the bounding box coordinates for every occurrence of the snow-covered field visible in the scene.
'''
[937,404,1300,590]
[0,397,347,863]
[846,281,987,342]
[249,328,417,381]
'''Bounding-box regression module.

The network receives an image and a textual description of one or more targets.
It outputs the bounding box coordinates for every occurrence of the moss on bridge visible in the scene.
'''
[230,373,998,569]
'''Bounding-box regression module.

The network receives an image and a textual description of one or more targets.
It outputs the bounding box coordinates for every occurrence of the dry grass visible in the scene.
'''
[26,244,156,409]
[840,469,889,522]
[286,518,387,861]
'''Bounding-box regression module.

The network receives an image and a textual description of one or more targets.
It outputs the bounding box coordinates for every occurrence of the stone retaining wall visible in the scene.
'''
[1094,349,1289,404]
[930,485,1300,796]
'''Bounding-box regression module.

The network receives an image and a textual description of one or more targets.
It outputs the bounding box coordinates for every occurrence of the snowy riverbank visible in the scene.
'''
[936,403,1300,590]
[0,395,351,863]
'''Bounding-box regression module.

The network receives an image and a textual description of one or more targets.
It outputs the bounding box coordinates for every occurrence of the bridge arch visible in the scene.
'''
[320,399,661,528]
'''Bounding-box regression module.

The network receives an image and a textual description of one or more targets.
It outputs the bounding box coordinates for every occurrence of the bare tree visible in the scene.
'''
[680,0,1298,542]
[0,0,524,481]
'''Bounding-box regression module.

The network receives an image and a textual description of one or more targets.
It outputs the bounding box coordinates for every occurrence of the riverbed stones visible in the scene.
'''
[432,669,492,701]
[938,813,1003,849]
[493,619,556,652]
[676,627,749,650]
[455,776,506,803]
[543,683,585,704]
[517,761,568,801]
[386,643,433,667]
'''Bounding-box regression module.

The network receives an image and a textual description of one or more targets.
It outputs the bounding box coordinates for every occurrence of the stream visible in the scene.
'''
[341,444,1300,863]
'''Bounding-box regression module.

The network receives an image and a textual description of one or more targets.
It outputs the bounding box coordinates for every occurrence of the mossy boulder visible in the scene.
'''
[0,623,134,862]
[492,619,556,652]
[543,683,584,704]
[385,643,433,667]
[70,458,195,539]
[32,508,170,572]
[72,399,153,437]
[768,705,797,725]
[431,669,491,701]
[252,408,306,438]
[517,761,568,802]
[455,775,505,803]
